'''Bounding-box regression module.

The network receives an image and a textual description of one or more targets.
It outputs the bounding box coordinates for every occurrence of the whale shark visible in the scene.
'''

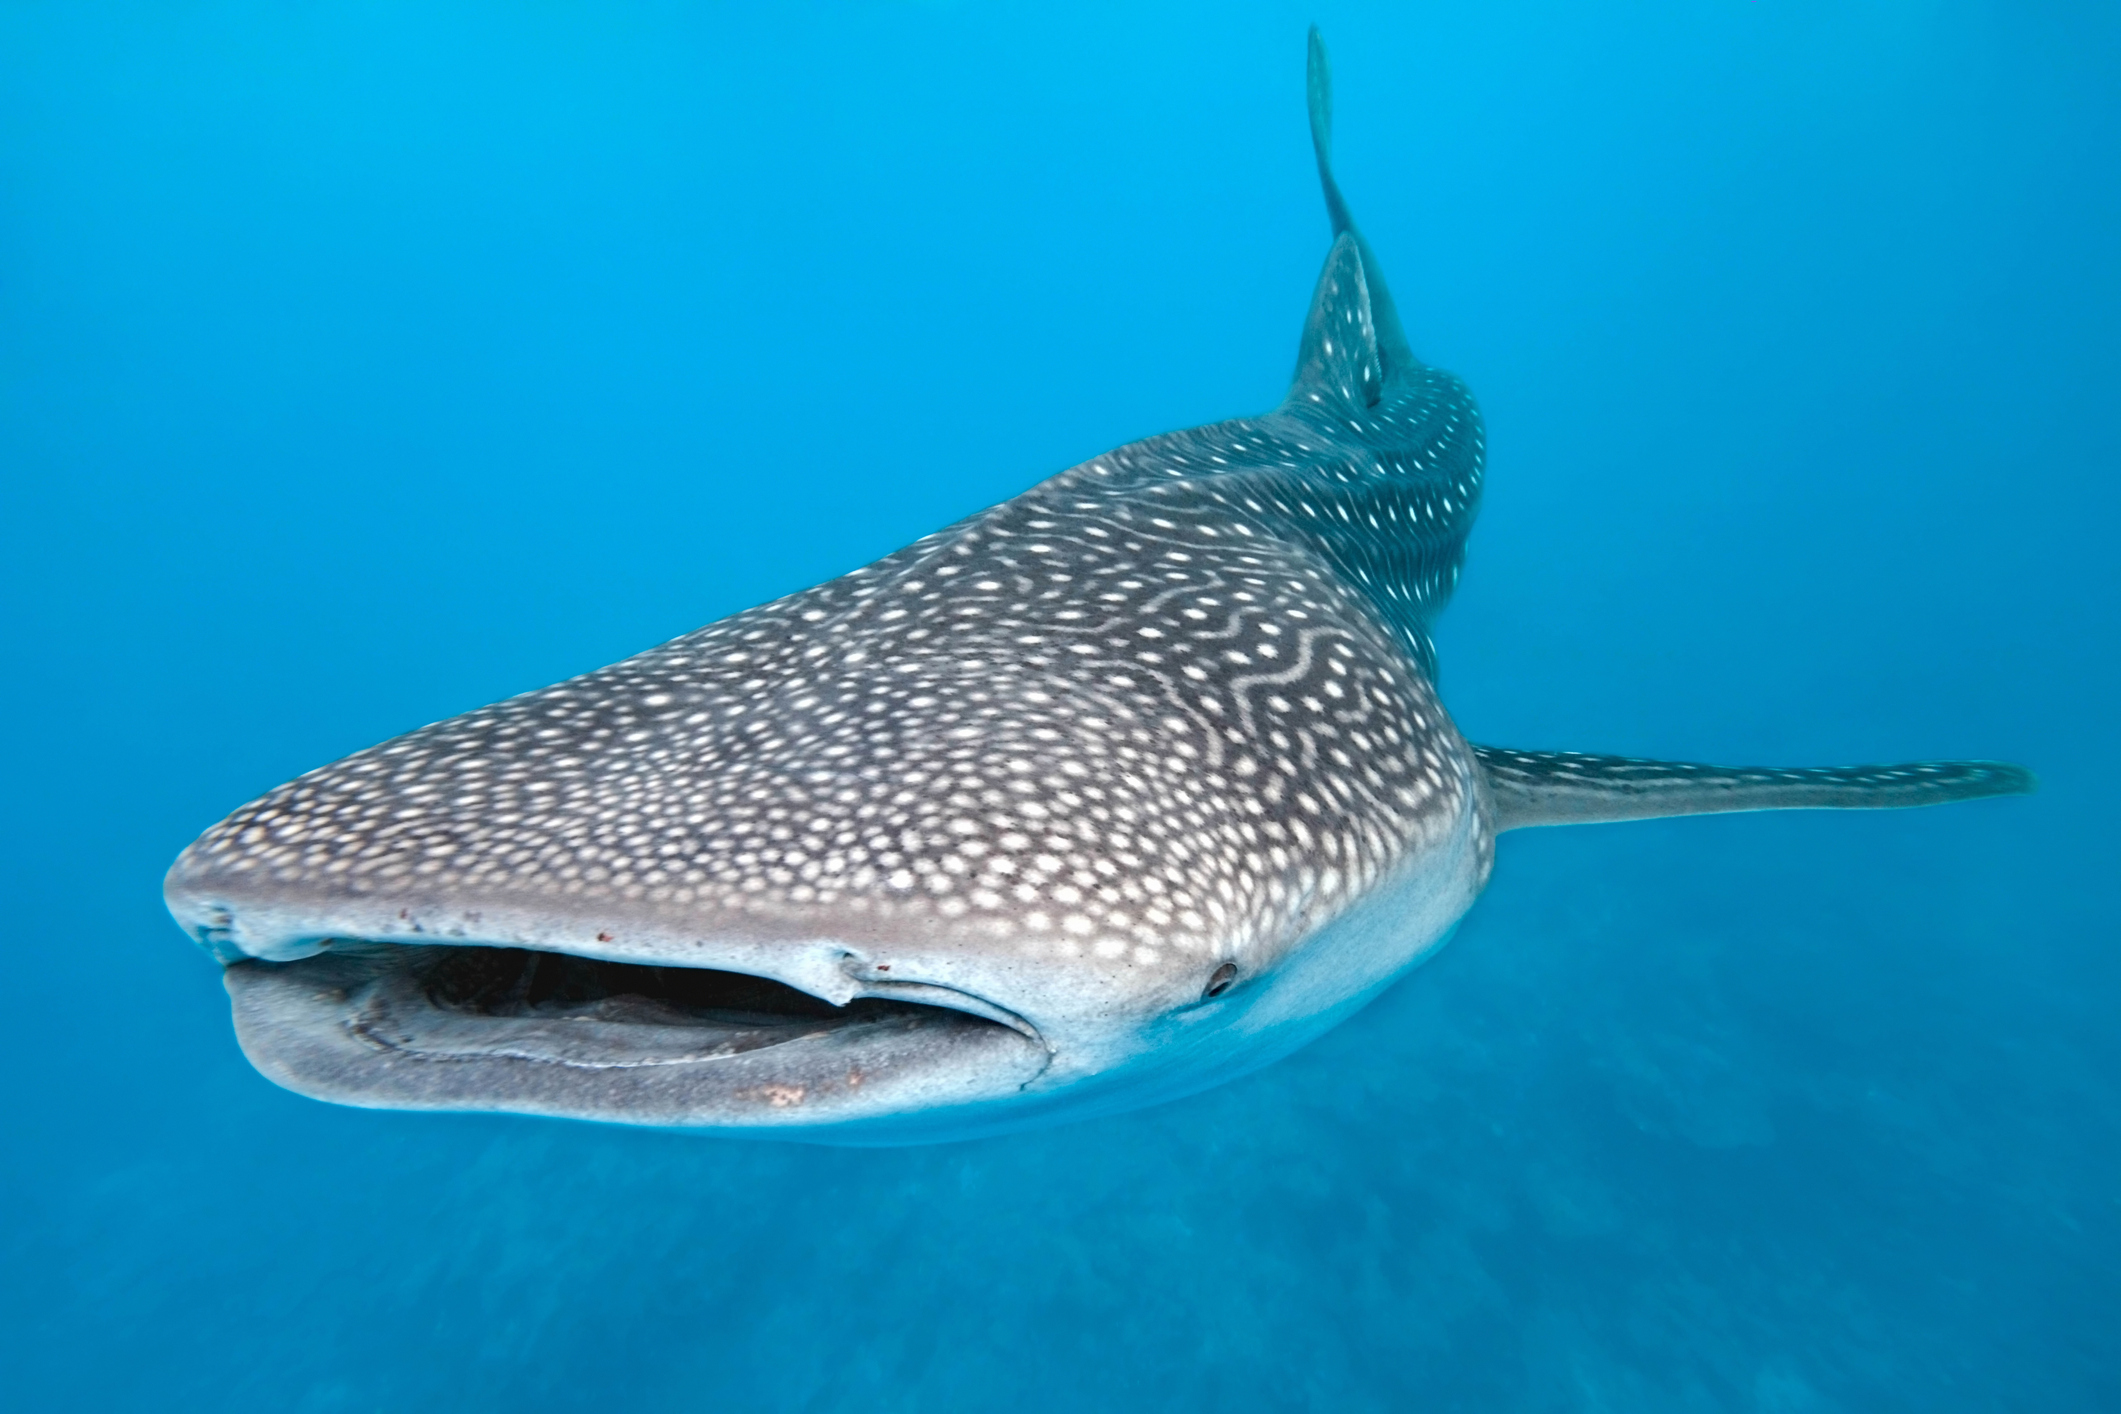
[163,31,2031,1142]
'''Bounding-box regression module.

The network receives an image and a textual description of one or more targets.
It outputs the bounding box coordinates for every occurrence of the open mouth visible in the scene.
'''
[224,943,1049,1129]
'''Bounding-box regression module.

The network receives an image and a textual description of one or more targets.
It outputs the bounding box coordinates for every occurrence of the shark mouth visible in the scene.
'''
[225,943,1050,1130]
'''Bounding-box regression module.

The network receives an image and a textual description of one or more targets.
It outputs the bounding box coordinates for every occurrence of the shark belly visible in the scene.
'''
[859,760,1495,1145]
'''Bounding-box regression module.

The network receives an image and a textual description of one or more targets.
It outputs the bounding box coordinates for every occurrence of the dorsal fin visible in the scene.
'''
[1289,28,1419,408]
[1293,233,1384,410]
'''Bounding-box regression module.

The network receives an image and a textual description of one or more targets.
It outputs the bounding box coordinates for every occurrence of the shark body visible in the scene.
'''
[164,33,2031,1142]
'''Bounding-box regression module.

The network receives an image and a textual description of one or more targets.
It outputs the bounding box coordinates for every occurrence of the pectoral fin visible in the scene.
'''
[1474,746,2035,833]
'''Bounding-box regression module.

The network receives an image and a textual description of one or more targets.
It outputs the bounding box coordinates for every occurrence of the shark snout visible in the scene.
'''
[166,874,1058,1133]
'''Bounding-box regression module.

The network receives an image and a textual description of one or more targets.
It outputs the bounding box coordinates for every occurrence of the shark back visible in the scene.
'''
[1073,28,1486,680]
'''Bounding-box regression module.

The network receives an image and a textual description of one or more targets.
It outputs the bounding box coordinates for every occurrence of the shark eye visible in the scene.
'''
[1202,963,1238,999]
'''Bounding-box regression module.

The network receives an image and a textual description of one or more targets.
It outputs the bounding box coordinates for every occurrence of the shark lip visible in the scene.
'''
[224,942,1050,1128]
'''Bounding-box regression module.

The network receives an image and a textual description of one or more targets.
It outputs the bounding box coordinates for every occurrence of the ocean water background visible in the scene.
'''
[3,2,2115,1409]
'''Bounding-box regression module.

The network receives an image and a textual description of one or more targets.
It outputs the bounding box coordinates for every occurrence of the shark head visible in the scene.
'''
[164,30,1501,1142]
[163,385,1496,1142]
[163,30,2031,1143]
[162,258,1498,1141]
[163,559,1493,1143]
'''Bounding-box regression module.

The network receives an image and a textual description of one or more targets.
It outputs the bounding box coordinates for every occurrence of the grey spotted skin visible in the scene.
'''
[176,355,1487,984]
[164,30,2031,1142]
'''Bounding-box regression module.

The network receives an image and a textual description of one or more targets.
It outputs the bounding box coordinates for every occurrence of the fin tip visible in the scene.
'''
[1306,26,1331,152]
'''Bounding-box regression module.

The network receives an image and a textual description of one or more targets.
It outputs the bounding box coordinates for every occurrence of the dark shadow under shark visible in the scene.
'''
[163,30,2032,1143]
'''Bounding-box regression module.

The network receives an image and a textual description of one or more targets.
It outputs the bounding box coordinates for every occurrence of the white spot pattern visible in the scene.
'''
[174,363,1489,971]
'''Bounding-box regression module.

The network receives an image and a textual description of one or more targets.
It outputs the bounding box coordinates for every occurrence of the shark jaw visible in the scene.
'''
[224,941,1052,1135]
[174,767,1491,1141]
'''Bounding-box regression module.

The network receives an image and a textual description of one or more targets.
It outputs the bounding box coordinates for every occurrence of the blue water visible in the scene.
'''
[4,2,2116,1409]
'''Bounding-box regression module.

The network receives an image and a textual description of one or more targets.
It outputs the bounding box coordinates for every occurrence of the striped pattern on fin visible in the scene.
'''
[1474,747,2037,833]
